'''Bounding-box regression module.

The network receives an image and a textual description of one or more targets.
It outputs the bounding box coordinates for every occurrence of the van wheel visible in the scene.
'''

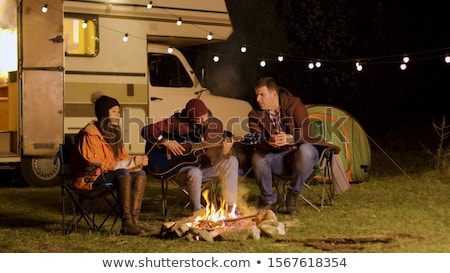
[18,156,61,187]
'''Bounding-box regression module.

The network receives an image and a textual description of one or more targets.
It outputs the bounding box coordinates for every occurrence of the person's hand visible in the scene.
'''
[134,155,148,167]
[222,137,234,155]
[163,140,185,156]
[268,132,293,148]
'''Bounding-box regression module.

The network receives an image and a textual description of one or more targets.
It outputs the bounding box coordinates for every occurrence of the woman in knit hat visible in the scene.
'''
[68,91,156,236]
[141,98,239,215]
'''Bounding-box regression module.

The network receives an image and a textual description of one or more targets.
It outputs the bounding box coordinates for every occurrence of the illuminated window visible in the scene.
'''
[0,29,17,82]
[63,13,99,56]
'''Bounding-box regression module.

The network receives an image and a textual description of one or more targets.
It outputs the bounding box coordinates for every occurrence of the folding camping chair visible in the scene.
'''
[159,175,218,221]
[273,147,335,212]
[59,143,121,235]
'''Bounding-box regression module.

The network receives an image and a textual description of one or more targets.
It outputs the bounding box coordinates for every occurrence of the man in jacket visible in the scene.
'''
[141,98,239,215]
[248,77,340,215]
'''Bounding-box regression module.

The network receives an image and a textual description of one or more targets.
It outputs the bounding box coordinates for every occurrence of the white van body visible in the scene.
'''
[0,0,251,186]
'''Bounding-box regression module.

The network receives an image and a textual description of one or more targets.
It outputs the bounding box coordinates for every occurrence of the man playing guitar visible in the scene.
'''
[141,99,238,215]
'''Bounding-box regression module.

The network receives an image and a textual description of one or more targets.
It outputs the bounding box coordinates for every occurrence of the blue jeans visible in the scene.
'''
[251,143,319,205]
[174,156,239,212]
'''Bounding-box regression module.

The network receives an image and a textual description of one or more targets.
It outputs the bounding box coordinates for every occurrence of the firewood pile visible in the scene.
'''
[159,209,286,242]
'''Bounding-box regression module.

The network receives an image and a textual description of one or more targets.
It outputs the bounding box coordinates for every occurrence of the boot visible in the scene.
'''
[117,175,142,235]
[131,175,158,234]
[286,190,299,215]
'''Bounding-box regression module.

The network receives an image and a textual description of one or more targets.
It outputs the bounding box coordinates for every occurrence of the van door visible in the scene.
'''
[18,0,64,187]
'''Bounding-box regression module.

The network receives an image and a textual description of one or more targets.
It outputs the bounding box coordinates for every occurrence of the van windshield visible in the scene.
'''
[148,53,193,87]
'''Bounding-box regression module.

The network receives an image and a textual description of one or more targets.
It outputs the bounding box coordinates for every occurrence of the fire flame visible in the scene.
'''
[192,189,238,226]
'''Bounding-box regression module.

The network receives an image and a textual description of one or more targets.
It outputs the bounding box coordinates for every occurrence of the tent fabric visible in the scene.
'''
[306,104,371,182]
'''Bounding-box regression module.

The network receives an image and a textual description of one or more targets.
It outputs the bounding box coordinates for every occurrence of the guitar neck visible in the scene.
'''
[188,136,244,151]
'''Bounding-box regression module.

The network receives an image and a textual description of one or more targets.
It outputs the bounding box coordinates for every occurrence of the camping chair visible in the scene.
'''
[59,143,121,235]
[159,175,218,221]
[273,147,335,212]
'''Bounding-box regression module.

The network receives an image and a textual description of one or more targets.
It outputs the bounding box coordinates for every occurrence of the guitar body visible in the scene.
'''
[145,132,261,178]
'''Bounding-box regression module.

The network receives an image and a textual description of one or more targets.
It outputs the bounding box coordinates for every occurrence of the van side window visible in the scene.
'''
[64,13,99,56]
[148,53,193,87]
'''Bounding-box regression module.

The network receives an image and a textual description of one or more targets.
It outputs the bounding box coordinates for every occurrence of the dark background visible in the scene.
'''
[181,0,450,150]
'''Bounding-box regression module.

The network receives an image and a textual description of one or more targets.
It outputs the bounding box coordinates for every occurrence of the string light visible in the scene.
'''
[41,3,48,13]
[240,45,247,53]
[147,1,153,9]
[176,17,182,26]
[308,62,314,69]
[212,55,220,62]
[356,61,363,71]
[122,33,128,42]
[277,54,284,62]
[445,55,450,64]
[259,60,266,67]
[81,20,87,29]
[315,61,322,68]
[400,63,407,70]
[207,32,213,41]
[167,46,173,53]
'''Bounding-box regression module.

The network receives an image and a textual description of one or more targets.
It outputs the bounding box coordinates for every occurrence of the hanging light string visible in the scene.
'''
[30,0,450,69]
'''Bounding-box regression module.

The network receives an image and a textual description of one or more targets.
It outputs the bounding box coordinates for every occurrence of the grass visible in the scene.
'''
[0,148,449,253]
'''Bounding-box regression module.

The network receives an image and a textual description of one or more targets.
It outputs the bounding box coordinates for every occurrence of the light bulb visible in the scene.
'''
[277,55,284,62]
[122,33,128,42]
[207,32,213,41]
[308,62,314,69]
[403,56,410,63]
[400,63,407,70]
[167,47,173,54]
[240,45,247,53]
[81,20,87,29]
[42,4,48,13]
[177,17,182,26]
[259,60,266,67]
[147,1,153,9]
[445,56,450,63]
[213,55,220,62]
[315,61,321,68]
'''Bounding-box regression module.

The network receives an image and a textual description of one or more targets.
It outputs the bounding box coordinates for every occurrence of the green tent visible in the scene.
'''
[306,104,371,182]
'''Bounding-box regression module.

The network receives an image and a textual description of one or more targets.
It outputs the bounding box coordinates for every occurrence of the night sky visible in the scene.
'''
[184,0,450,149]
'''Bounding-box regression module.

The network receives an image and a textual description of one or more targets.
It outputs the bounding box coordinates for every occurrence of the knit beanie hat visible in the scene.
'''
[184,98,208,119]
[91,91,120,120]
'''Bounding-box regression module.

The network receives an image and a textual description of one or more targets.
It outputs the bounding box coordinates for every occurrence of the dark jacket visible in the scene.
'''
[141,111,229,167]
[248,88,340,153]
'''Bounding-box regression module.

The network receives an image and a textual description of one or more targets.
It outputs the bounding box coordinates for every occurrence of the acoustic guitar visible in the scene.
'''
[146,133,260,178]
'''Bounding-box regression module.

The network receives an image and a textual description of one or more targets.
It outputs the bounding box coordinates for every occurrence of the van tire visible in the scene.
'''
[18,156,61,187]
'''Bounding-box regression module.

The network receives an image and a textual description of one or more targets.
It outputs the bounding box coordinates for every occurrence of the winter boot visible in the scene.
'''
[117,175,142,235]
[131,175,158,234]
[286,190,299,215]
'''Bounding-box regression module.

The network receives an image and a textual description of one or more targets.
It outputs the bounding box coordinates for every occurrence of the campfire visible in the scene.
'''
[160,190,286,242]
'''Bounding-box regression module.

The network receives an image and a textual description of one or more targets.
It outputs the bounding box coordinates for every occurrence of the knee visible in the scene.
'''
[116,169,130,176]
[186,168,202,184]
[224,156,238,170]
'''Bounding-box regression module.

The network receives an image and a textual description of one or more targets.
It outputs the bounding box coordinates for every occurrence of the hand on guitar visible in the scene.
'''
[162,140,186,156]
[222,137,235,155]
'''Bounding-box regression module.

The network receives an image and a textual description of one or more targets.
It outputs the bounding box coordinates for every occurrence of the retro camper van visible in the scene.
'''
[0,0,251,186]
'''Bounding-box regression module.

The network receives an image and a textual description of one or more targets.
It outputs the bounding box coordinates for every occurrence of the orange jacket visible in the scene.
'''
[68,122,131,191]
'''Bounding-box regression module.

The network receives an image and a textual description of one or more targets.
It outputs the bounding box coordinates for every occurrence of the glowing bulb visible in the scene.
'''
[403,56,410,63]
[177,17,182,26]
[240,45,247,53]
[42,4,48,13]
[81,20,87,29]
[213,55,220,62]
[207,32,213,40]
[356,62,363,71]
[147,1,153,9]
[259,60,266,67]
[315,61,321,68]
[445,56,450,63]
[122,33,128,42]
[167,46,173,53]
[277,55,284,62]
[400,63,407,70]
[308,62,314,69]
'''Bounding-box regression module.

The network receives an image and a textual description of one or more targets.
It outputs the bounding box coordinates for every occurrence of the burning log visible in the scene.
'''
[159,209,286,242]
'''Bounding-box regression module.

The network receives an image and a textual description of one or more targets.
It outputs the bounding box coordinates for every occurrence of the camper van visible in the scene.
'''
[0,0,251,187]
